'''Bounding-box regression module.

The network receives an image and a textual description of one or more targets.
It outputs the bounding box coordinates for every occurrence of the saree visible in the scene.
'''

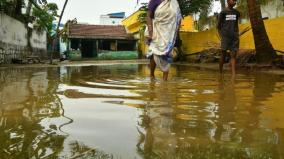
[146,0,182,72]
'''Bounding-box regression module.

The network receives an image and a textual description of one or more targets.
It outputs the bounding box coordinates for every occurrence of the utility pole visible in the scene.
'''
[50,0,69,64]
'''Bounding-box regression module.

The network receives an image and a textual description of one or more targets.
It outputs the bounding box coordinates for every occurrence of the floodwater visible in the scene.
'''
[0,64,284,159]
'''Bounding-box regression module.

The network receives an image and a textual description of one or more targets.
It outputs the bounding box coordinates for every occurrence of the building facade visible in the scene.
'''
[100,12,125,25]
[67,24,137,59]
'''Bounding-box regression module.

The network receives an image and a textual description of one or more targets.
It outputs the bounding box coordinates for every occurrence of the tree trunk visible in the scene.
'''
[25,0,34,52]
[220,0,226,10]
[56,0,69,32]
[15,0,22,16]
[247,0,276,64]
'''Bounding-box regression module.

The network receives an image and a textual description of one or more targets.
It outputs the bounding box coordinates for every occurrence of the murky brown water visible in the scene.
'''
[1,64,284,159]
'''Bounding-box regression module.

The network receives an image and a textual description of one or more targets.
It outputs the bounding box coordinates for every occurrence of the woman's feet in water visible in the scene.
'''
[163,72,168,81]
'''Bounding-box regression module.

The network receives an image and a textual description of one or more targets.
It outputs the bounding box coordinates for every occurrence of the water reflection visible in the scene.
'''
[0,64,284,158]
[215,75,239,143]
[136,66,284,158]
[0,68,66,158]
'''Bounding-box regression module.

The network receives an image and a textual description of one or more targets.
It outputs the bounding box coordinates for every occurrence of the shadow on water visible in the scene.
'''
[0,64,284,158]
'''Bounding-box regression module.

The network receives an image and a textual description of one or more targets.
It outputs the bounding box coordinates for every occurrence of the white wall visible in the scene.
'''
[0,13,47,63]
[261,0,284,19]
[30,30,47,49]
[0,13,27,46]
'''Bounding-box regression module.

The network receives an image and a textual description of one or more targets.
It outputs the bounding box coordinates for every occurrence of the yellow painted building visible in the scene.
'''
[123,8,284,58]
[180,16,284,56]
[180,16,196,32]
[122,9,147,57]
[122,9,196,55]
[122,10,195,34]
[122,10,145,35]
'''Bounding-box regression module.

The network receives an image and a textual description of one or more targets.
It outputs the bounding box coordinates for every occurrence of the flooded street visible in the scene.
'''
[1,64,284,159]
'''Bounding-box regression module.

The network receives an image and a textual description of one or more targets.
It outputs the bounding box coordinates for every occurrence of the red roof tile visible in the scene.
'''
[68,24,134,40]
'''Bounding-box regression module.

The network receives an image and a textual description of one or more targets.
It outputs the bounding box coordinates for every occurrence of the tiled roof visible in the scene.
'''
[68,24,134,40]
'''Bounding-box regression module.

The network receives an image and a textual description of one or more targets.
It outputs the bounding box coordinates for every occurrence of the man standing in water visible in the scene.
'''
[217,0,240,75]
[146,0,181,81]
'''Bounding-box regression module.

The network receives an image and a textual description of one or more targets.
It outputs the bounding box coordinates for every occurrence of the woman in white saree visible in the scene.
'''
[146,0,182,81]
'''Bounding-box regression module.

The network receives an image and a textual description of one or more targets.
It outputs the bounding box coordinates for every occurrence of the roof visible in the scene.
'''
[68,24,134,40]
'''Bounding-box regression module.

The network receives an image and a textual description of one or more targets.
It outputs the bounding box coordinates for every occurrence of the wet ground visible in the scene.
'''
[0,63,284,159]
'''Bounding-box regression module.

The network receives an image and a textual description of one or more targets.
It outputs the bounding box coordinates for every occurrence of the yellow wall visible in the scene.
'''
[122,11,195,33]
[122,11,284,57]
[180,16,284,55]
[180,16,195,32]
[122,10,145,34]
[180,28,220,55]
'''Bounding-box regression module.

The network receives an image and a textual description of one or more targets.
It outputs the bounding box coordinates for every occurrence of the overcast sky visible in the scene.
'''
[48,0,149,24]
[47,0,221,24]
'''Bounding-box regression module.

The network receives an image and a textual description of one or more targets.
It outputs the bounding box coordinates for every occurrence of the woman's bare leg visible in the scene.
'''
[163,71,169,81]
[150,56,156,79]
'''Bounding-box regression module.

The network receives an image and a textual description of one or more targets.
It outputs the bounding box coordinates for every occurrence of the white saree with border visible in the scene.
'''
[146,0,182,72]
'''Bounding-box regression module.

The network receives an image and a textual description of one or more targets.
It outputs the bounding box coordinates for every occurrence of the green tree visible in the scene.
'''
[177,0,213,16]
[137,3,148,58]
[23,0,57,51]
[177,0,214,60]
[196,3,215,31]
[136,0,215,28]
[0,0,24,19]
[0,0,58,35]
[32,3,58,35]
[237,0,272,20]
[1,0,58,53]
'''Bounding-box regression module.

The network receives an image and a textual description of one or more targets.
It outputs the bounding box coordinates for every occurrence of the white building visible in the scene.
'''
[99,12,125,25]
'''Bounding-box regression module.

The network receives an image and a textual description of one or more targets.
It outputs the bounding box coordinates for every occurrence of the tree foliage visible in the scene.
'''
[0,0,24,18]
[137,3,148,24]
[136,0,213,17]
[0,0,58,36]
[237,0,275,19]
[177,0,213,16]
[60,18,77,43]
[32,3,58,35]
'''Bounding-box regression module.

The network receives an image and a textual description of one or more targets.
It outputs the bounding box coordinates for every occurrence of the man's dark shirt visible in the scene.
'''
[217,8,240,38]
